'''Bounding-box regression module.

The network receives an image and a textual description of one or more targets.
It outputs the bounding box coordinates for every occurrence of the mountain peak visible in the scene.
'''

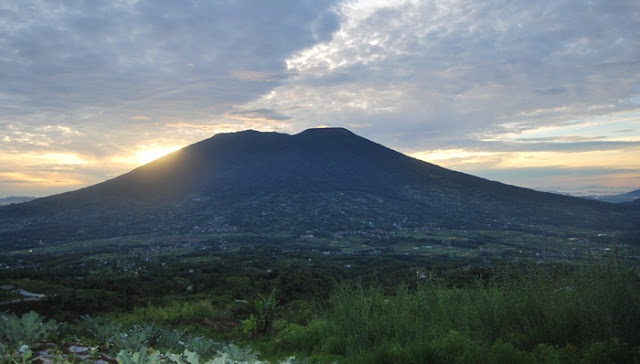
[2,126,638,243]
[296,127,355,137]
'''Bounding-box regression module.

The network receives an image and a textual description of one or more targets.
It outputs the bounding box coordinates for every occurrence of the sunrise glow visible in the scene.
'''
[1,0,638,198]
[134,146,182,165]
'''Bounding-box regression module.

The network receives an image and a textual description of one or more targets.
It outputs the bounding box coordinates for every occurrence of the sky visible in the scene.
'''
[1,0,640,198]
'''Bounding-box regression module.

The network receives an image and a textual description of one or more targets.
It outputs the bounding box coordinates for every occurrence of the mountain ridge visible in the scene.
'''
[0,196,35,206]
[1,127,638,246]
[582,189,640,203]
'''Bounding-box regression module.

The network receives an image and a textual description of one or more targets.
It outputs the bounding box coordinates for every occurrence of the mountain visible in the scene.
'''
[1,127,638,246]
[582,189,640,203]
[0,196,35,206]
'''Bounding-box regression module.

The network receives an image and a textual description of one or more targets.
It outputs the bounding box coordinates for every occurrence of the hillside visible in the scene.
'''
[583,189,640,203]
[1,128,638,246]
[0,196,35,206]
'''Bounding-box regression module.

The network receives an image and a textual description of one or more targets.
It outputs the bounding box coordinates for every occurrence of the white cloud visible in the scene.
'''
[264,1,640,143]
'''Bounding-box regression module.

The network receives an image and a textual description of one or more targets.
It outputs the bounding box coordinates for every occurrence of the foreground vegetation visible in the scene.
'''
[2,250,639,363]
[281,258,640,362]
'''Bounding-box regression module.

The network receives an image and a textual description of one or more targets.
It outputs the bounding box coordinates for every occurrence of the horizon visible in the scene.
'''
[0,127,637,200]
[1,1,639,198]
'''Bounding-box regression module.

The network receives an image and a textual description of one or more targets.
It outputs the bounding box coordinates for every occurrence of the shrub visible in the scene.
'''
[582,338,638,363]
[432,330,481,363]
[244,289,278,337]
[275,321,330,355]
[485,339,535,364]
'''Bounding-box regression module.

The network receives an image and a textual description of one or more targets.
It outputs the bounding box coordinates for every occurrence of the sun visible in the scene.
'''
[135,146,182,165]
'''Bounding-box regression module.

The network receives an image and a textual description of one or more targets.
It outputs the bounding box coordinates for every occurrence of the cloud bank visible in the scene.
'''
[1,0,639,196]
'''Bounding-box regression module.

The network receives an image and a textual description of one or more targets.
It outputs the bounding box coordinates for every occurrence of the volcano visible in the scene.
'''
[1,128,637,246]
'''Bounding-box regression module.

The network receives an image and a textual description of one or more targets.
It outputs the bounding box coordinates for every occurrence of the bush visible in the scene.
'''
[275,321,330,355]
[582,338,639,363]
[432,330,481,363]
[485,339,534,364]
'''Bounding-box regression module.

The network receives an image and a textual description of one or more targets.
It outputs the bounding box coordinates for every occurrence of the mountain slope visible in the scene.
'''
[1,128,638,246]
[0,197,35,206]
[583,189,640,203]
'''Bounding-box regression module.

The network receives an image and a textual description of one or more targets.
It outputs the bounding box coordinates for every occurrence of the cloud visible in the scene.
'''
[410,145,640,196]
[472,167,640,196]
[1,0,639,196]
[166,122,216,131]
[533,87,568,95]
[0,0,340,196]
[0,0,340,133]
[252,0,640,145]
[229,71,285,82]
[130,115,152,121]
[226,108,292,122]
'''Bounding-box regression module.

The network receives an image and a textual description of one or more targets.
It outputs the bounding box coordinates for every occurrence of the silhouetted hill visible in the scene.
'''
[582,189,640,203]
[0,196,35,206]
[1,128,638,246]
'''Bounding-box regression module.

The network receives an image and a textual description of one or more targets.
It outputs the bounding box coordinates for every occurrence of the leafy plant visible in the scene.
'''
[78,314,124,344]
[214,344,261,364]
[185,336,221,359]
[116,347,160,364]
[153,327,188,351]
[110,325,154,352]
[0,344,34,364]
[167,349,201,364]
[0,311,58,346]
[243,289,278,336]
[242,314,258,337]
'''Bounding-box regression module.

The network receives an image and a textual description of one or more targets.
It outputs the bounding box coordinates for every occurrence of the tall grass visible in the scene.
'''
[114,299,221,327]
[278,258,640,361]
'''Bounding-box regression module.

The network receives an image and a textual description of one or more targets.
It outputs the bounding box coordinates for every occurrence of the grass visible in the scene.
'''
[115,300,221,326]
[268,257,640,362]
[1,257,639,362]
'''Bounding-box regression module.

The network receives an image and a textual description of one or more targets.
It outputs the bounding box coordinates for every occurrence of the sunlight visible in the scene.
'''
[39,152,91,165]
[411,147,640,170]
[134,145,182,165]
[496,149,640,169]
[410,149,501,166]
[0,172,83,185]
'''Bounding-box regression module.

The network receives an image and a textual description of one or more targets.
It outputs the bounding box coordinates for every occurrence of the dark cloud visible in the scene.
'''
[0,0,339,119]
